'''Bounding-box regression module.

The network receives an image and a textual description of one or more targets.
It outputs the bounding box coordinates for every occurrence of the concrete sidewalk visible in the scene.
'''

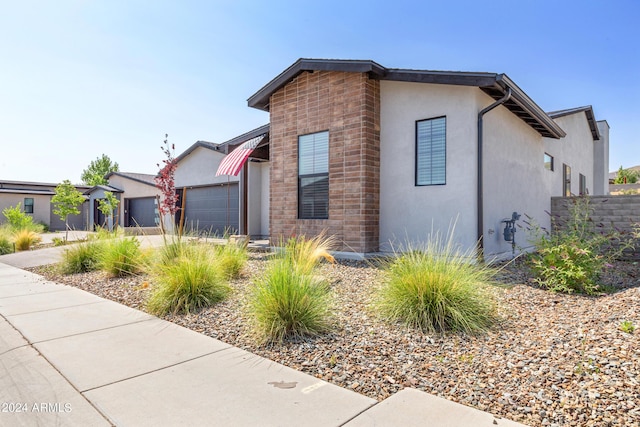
[0,256,527,426]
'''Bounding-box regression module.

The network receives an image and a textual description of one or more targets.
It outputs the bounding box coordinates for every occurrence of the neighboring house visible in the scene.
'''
[84,185,124,230]
[239,58,609,259]
[171,130,270,237]
[0,180,91,230]
[103,172,160,229]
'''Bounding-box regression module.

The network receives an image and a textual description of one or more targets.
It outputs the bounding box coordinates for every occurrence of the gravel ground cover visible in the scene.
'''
[29,254,640,427]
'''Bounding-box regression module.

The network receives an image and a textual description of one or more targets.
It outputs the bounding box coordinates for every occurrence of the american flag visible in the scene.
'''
[215,135,265,176]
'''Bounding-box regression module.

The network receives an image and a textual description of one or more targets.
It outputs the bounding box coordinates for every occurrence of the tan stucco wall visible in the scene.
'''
[247,161,269,238]
[0,194,51,226]
[107,176,160,227]
[379,81,478,252]
[174,146,239,188]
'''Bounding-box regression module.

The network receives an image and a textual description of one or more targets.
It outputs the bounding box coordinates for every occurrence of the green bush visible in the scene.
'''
[13,229,42,251]
[528,197,632,295]
[376,235,496,334]
[2,203,44,232]
[247,234,335,343]
[213,241,248,279]
[147,244,231,315]
[59,241,104,274]
[0,232,12,255]
[100,237,143,277]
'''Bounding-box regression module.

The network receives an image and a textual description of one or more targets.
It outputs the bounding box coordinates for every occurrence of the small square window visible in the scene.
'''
[544,153,554,171]
[24,198,34,214]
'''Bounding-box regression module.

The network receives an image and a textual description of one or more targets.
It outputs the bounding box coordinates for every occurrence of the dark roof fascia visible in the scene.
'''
[105,172,157,187]
[547,105,600,140]
[173,141,222,165]
[248,59,386,111]
[217,124,270,154]
[382,69,499,87]
[0,180,91,191]
[84,185,124,195]
[0,188,55,195]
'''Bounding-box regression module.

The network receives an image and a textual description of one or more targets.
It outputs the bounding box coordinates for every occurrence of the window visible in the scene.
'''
[298,131,329,219]
[563,164,571,197]
[416,117,446,186]
[544,153,554,171]
[579,173,587,196]
[24,198,34,214]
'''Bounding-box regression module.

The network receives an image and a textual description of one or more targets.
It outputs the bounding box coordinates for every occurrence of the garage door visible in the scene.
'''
[126,197,157,227]
[183,184,238,236]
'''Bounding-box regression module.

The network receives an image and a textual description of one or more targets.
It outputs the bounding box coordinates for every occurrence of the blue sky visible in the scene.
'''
[1,1,638,183]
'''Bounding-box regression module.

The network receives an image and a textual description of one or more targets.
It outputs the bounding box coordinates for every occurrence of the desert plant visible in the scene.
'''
[620,320,635,334]
[213,241,248,279]
[51,180,85,242]
[376,234,496,334]
[528,197,633,295]
[247,234,336,343]
[0,231,12,255]
[13,229,42,251]
[147,244,231,315]
[248,259,333,343]
[99,237,143,277]
[2,203,43,232]
[59,241,104,274]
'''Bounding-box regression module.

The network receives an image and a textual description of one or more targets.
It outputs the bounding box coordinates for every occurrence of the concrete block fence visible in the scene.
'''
[550,195,640,259]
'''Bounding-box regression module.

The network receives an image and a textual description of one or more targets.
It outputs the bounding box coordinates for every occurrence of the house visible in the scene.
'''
[236,58,608,259]
[0,180,91,230]
[101,172,160,229]
[171,129,268,237]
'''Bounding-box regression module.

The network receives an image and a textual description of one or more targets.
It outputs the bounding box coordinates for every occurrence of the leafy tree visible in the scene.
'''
[81,154,120,186]
[155,135,179,235]
[614,166,639,184]
[52,180,85,241]
[97,191,120,229]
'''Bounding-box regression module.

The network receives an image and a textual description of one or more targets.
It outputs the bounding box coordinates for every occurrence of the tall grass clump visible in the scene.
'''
[59,241,105,274]
[376,234,496,334]
[247,234,335,344]
[528,197,634,295]
[213,241,248,279]
[13,229,42,251]
[147,244,231,315]
[0,230,12,255]
[99,237,144,277]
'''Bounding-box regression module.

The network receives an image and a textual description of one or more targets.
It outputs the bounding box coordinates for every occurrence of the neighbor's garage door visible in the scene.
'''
[183,184,238,236]
[127,197,157,227]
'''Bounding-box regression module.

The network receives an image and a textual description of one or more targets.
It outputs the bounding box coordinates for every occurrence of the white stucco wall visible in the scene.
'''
[379,81,479,253]
[543,113,596,197]
[174,146,240,188]
[0,194,51,226]
[594,120,610,195]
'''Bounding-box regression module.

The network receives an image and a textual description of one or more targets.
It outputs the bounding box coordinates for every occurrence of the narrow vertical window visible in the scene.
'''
[544,153,554,171]
[563,164,572,197]
[416,117,446,186]
[579,173,587,196]
[24,198,34,214]
[298,131,329,219]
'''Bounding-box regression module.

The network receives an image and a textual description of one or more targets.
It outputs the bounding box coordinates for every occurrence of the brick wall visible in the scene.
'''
[269,70,381,253]
[551,195,640,259]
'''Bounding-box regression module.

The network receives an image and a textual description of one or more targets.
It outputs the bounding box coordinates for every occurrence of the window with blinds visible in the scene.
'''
[298,131,329,219]
[416,117,446,186]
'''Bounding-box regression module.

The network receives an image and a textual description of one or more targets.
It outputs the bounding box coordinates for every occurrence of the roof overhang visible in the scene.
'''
[248,58,567,139]
[547,105,600,140]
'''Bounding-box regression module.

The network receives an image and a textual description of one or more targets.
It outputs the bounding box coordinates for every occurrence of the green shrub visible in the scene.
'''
[213,241,248,279]
[528,197,632,295]
[100,237,143,277]
[247,234,336,343]
[376,235,496,334]
[147,244,231,315]
[2,203,44,232]
[0,233,12,255]
[620,320,635,334]
[13,229,42,251]
[52,237,67,246]
[59,241,104,274]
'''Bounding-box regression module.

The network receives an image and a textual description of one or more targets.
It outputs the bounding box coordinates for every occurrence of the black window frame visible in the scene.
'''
[415,116,446,186]
[563,164,572,197]
[298,130,329,220]
[544,153,554,171]
[24,197,34,214]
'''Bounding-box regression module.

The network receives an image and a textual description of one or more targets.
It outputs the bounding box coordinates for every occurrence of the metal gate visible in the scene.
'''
[183,184,239,236]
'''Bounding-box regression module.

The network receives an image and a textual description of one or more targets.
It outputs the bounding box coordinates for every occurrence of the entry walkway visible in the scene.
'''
[0,249,527,426]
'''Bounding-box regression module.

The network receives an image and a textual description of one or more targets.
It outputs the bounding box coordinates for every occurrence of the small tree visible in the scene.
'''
[154,134,179,236]
[81,154,120,186]
[97,191,120,230]
[52,180,85,241]
[614,166,639,184]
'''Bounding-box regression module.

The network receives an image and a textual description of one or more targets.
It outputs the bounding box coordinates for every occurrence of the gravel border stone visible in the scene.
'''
[29,254,640,426]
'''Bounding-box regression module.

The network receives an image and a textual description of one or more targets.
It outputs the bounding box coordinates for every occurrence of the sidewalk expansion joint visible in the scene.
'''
[3,300,105,317]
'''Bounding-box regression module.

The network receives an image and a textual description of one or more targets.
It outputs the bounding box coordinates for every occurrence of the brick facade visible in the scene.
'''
[269,70,381,253]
